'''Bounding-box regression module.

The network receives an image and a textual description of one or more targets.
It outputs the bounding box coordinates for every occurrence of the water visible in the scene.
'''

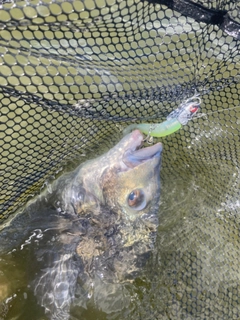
[0,122,239,319]
[0,174,217,319]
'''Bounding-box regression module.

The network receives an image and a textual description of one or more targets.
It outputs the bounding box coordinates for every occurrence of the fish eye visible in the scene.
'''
[127,189,146,210]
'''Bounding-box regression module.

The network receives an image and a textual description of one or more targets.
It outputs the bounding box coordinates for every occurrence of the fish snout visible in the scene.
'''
[123,140,163,169]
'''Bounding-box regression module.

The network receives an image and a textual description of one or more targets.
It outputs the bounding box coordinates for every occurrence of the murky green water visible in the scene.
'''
[0,109,239,320]
[0,156,238,320]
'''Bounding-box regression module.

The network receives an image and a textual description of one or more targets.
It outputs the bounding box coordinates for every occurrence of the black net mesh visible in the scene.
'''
[0,0,239,318]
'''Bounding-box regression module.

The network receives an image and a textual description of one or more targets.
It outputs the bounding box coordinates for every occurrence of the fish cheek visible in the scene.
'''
[100,163,159,219]
[100,167,139,217]
[100,167,122,213]
[100,166,143,217]
[118,165,159,217]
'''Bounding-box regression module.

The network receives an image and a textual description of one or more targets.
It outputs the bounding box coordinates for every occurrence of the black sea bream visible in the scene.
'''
[0,130,162,319]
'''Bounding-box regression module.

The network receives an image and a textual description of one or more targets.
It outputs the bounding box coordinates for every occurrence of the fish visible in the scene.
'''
[0,129,162,319]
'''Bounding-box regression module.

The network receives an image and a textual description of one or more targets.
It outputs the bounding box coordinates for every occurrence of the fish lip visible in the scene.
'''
[122,130,163,168]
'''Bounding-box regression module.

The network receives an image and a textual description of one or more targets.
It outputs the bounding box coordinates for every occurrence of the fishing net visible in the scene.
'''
[0,0,239,318]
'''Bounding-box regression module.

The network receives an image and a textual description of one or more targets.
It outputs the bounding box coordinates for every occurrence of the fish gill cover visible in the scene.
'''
[0,0,239,319]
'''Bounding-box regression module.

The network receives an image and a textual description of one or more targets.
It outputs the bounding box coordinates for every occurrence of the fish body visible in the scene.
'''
[0,130,162,319]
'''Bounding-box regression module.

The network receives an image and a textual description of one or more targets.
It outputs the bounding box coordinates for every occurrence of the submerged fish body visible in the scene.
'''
[0,130,162,319]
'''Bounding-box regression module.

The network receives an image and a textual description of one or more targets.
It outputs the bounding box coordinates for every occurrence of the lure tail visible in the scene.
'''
[123,95,201,138]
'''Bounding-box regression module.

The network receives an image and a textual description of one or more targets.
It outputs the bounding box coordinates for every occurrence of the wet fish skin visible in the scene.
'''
[53,129,162,225]
[0,130,163,319]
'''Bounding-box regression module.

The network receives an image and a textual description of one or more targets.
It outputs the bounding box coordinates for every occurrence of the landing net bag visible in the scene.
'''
[0,0,239,318]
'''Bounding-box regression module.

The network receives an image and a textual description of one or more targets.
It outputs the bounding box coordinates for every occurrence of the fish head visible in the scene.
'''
[100,129,162,225]
[68,130,162,226]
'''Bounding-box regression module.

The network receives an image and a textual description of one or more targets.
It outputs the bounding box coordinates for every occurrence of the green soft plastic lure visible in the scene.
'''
[123,96,201,138]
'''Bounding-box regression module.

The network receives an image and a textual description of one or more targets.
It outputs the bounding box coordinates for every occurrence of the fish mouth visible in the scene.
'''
[122,130,163,168]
